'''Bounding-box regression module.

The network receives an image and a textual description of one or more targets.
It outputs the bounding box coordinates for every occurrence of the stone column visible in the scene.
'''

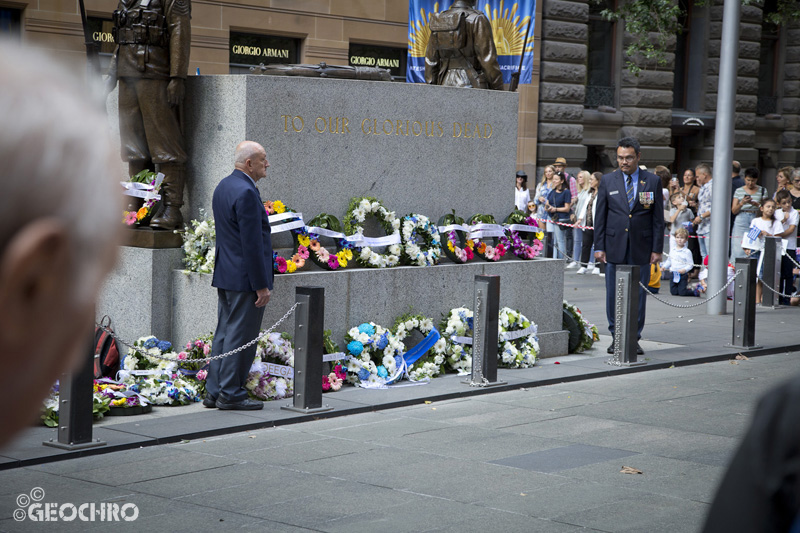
[537,0,588,172]
[781,21,800,166]
[618,32,675,166]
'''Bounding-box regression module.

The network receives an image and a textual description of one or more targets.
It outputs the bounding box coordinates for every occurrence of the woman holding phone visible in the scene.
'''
[731,167,768,260]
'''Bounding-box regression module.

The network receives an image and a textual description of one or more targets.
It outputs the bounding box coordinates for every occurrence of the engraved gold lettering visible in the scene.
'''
[453,122,462,138]
[315,117,326,133]
[395,120,404,136]
[342,117,350,134]
[372,119,381,135]
[437,122,444,137]
[292,116,304,132]
[383,119,393,135]
[412,121,423,136]
[484,124,492,139]
[361,118,371,134]
[281,114,290,133]
[425,121,435,137]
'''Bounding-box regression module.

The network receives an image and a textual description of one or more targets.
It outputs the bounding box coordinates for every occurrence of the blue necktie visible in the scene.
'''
[626,174,635,210]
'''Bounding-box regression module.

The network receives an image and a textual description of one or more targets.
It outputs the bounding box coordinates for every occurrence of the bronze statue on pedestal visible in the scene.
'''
[105,0,192,231]
[424,0,503,90]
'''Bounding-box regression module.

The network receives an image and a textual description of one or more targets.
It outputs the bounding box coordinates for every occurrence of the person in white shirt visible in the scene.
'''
[661,228,697,296]
[742,198,784,304]
[775,190,799,304]
[514,170,530,212]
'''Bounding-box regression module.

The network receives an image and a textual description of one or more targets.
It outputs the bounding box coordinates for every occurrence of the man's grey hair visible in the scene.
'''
[0,41,120,295]
[696,163,712,176]
[234,141,264,166]
[793,168,800,182]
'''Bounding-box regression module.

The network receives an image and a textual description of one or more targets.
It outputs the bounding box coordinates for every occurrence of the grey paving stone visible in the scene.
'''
[169,427,334,457]
[28,444,189,475]
[232,435,379,466]
[120,463,256,498]
[490,444,639,473]
[502,414,632,440]
[315,415,453,441]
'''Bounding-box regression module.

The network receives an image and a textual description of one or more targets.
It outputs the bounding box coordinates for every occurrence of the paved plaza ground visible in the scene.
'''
[1,268,799,531]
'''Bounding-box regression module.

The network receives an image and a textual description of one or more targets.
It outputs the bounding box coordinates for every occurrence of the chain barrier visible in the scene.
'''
[97,302,300,366]
[757,276,798,300]
[638,270,741,309]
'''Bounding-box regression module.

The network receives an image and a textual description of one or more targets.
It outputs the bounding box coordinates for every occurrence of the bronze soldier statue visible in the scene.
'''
[106,0,191,230]
[424,0,503,90]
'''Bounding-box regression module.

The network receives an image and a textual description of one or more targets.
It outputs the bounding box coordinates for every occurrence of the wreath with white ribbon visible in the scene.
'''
[400,214,442,266]
[441,306,539,373]
[501,210,545,260]
[265,200,308,274]
[392,313,447,381]
[302,213,354,271]
[438,212,474,264]
[343,322,404,388]
[344,197,402,268]
[563,301,599,353]
[468,214,507,262]
[497,307,538,368]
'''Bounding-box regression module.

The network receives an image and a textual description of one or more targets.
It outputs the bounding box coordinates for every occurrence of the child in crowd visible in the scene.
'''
[696,256,736,299]
[661,227,698,296]
[775,190,799,305]
[742,198,783,304]
[668,191,695,253]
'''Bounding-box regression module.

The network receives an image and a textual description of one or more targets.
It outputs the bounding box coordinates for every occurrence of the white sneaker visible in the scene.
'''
[566,261,577,269]
[591,267,600,275]
[598,273,605,277]
[576,267,587,274]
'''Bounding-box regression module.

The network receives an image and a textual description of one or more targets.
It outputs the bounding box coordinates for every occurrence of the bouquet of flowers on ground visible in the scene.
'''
[41,381,112,427]
[118,336,202,405]
[392,312,447,381]
[440,308,474,375]
[497,307,539,368]
[563,301,599,352]
[176,333,213,396]
[179,209,215,274]
[343,322,405,387]
[322,330,346,392]
[246,332,294,401]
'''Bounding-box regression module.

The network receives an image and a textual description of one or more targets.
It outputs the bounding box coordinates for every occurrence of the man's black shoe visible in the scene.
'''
[216,397,263,411]
[637,343,644,355]
[202,396,217,408]
[607,343,614,354]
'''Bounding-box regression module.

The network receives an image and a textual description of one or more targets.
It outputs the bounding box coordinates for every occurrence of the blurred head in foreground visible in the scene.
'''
[0,41,122,447]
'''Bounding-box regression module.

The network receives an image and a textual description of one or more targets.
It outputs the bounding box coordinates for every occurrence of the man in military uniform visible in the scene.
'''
[106,0,191,230]
[424,0,503,90]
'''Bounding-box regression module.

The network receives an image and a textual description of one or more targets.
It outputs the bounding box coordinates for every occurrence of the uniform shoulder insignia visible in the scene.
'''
[171,0,190,17]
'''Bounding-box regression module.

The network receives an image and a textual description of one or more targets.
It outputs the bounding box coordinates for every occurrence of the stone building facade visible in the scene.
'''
[537,0,800,190]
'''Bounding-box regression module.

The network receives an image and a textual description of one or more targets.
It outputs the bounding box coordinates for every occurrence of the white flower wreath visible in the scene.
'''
[392,313,447,380]
[498,307,538,368]
[343,322,405,387]
[440,307,474,375]
[400,214,442,267]
[344,197,402,268]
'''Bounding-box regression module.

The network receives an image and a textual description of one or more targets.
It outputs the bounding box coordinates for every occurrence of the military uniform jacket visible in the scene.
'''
[111,0,191,79]
[424,1,503,90]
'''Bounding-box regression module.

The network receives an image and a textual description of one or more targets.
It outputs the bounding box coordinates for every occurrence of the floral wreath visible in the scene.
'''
[344,197,402,268]
[563,301,599,353]
[42,382,112,426]
[438,212,474,264]
[501,210,544,260]
[118,336,202,405]
[265,200,309,274]
[246,332,294,401]
[498,307,538,368]
[468,214,507,262]
[400,214,442,266]
[180,209,215,274]
[392,313,447,381]
[302,213,353,271]
[322,330,346,392]
[440,307,474,375]
[343,322,404,387]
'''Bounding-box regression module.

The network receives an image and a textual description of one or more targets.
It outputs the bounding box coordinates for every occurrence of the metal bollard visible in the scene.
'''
[282,287,333,414]
[465,275,506,387]
[761,236,782,308]
[729,257,760,349]
[44,325,106,450]
[612,265,645,366]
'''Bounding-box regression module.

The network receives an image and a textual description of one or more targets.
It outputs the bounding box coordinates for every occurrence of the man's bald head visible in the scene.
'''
[234,141,269,182]
[234,141,265,166]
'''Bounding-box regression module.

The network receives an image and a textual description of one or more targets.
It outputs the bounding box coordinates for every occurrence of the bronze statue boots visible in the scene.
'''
[150,162,185,230]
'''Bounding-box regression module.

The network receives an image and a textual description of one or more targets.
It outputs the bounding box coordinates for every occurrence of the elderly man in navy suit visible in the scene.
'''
[204,141,274,410]
[594,137,664,355]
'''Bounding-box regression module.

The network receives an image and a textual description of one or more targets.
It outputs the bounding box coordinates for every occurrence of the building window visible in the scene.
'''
[348,43,406,82]
[0,8,21,39]
[229,31,300,75]
[585,0,615,108]
[86,17,116,72]
[757,0,779,116]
